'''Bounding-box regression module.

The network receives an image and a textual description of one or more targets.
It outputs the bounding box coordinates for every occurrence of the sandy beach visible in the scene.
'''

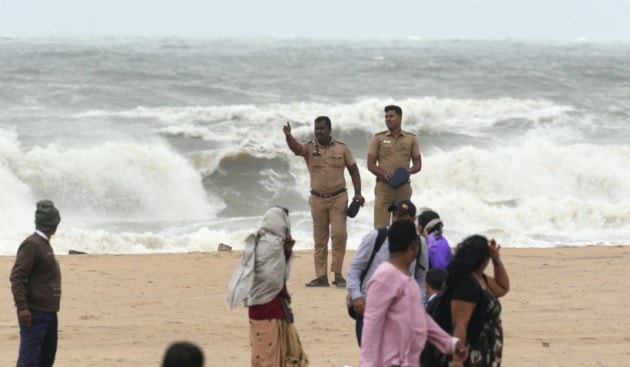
[1,246,629,366]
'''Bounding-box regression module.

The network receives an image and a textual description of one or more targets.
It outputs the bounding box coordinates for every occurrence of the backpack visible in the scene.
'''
[427,233,452,271]
[346,227,388,319]
[420,286,453,367]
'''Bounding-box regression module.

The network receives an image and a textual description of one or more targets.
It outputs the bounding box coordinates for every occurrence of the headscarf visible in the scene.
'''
[227,207,292,309]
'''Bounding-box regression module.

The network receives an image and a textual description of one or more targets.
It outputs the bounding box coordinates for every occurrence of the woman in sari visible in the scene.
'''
[227,206,308,367]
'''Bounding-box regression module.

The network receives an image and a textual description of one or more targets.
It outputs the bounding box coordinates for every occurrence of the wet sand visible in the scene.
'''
[1,246,629,366]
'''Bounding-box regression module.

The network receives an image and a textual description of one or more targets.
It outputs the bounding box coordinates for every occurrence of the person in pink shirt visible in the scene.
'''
[360,220,467,367]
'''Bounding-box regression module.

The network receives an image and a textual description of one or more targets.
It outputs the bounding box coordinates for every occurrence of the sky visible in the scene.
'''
[2,0,630,39]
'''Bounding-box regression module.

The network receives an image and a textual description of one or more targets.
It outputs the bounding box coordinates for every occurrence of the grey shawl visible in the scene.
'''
[227,207,292,309]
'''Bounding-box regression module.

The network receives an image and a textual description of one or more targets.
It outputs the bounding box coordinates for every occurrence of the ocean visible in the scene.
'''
[1,37,629,255]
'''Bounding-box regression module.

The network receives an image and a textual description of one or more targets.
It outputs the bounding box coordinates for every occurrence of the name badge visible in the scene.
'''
[382,140,390,144]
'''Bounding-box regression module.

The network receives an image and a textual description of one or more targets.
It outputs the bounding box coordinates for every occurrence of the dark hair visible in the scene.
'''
[417,210,440,232]
[314,116,332,129]
[426,268,447,291]
[387,220,417,254]
[384,105,402,116]
[429,222,444,237]
[162,341,204,367]
[446,235,490,283]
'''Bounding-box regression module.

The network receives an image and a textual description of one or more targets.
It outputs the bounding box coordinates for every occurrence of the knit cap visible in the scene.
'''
[35,200,61,230]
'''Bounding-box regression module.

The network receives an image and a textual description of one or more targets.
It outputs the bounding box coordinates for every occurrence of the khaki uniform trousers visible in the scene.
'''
[373,181,412,228]
[308,192,348,277]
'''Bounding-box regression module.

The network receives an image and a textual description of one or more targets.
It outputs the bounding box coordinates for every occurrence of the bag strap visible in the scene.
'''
[414,234,425,276]
[359,227,388,291]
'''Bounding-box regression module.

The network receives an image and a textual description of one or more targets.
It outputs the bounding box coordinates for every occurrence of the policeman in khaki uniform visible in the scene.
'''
[367,105,422,228]
[284,116,365,288]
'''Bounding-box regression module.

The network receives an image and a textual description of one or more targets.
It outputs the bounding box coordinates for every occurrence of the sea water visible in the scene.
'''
[1,37,629,254]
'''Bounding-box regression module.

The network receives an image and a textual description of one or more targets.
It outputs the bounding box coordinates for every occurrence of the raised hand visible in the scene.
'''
[489,238,501,260]
[283,121,292,136]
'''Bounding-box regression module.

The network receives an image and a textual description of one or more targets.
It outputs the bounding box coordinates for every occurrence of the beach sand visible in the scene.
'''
[1,246,629,366]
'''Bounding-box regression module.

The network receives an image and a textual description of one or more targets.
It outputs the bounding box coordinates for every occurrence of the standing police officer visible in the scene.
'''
[284,116,365,288]
[367,105,422,228]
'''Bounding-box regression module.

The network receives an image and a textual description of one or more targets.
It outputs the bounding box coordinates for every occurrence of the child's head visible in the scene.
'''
[417,209,443,237]
[425,268,447,295]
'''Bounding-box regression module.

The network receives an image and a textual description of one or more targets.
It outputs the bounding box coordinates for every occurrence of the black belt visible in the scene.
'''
[310,188,346,198]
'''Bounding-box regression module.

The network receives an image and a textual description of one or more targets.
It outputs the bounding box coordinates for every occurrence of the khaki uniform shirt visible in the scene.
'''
[297,138,356,193]
[368,130,420,173]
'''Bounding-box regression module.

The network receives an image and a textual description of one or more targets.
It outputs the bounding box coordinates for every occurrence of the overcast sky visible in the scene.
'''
[2,0,630,39]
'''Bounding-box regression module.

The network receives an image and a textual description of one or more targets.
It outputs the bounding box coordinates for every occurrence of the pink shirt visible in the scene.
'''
[360,262,454,367]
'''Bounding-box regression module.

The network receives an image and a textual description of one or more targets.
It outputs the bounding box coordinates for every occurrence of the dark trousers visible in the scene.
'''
[355,314,363,346]
[18,309,58,367]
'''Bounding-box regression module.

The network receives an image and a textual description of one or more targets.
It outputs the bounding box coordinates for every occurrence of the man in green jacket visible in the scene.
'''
[10,200,62,367]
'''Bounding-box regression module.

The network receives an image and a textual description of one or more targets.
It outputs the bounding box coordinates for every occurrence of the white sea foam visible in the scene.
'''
[18,142,214,220]
[0,128,39,229]
[411,137,630,246]
[88,97,574,140]
[0,127,222,254]
[2,39,630,254]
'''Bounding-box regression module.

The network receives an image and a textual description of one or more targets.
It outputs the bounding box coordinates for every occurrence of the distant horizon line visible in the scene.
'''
[3,33,630,42]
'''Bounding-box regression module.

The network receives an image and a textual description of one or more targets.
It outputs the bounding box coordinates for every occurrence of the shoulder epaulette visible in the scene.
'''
[332,138,347,145]
[374,130,389,136]
[401,130,416,136]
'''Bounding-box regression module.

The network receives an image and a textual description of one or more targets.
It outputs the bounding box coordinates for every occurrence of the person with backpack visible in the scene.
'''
[359,221,467,367]
[417,209,452,271]
[424,268,447,311]
[346,199,428,346]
